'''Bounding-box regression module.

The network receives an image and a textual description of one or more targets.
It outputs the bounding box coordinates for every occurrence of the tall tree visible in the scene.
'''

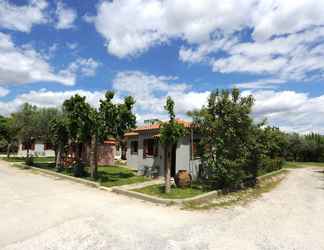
[160,97,185,193]
[50,114,69,170]
[63,95,92,160]
[13,103,39,158]
[191,88,255,189]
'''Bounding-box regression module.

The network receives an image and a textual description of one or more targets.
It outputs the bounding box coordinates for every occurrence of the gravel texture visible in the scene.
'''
[1,160,324,250]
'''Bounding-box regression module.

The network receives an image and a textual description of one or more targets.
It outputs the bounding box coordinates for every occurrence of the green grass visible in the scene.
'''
[15,158,149,187]
[284,161,324,168]
[95,166,149,187]
[133,183,209,199]
[184,171,288,210]
[1,156,55,163]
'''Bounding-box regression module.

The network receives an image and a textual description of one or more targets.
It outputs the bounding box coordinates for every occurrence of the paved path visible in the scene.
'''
[1,160,324,250]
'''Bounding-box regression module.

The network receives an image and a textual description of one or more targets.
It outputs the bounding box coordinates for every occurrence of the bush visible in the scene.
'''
[25,156,34,166]
[258,157,284,176]
[203,159,246,191]
[71,161,86,177]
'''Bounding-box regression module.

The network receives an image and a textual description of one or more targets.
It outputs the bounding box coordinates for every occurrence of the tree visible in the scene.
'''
[63,95,93,175]
[63,92,136,179]
[99,92,136,168]
[50,114,69,170]
[160,97,185,193]
[13,103,39,159]
[191,88,255,190]
[0,116,17,157]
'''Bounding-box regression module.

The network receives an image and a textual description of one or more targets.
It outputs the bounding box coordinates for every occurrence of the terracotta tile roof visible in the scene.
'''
[130,119,192,133]
[124,132,139,137]
[104,138,117,144]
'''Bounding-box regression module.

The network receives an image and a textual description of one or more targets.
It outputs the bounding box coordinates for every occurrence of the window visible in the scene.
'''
[143,139,157,158]
[131,141,138,154]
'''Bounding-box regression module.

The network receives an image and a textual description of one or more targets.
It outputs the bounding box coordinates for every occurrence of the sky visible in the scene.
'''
[1,0,324,133]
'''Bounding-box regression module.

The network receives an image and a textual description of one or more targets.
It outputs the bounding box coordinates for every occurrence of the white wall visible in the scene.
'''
[17,143,55,157]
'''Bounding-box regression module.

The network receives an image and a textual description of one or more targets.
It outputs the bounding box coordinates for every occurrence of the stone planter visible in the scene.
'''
[175,170,192,188]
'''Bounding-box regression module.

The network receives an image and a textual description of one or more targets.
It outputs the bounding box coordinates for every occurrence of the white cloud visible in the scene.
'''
[0,86,9,97]
[0,32,75,86]
[234,79,286,89]
[92,0,254,58]
[0,32,98,87]
[92,0,324,87]
[113,71,209,120]
[55,1,77,30]
[61,58,100,78]
[249,90,324,134]
[0,0,48,32]
[0,89,106,116]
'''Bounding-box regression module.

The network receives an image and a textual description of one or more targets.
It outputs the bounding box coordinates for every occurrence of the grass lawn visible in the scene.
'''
[133,183,209,199]
[1,156,55,163]
[284,161,324,168]
[95,166,149,187]
[14,158,149,187]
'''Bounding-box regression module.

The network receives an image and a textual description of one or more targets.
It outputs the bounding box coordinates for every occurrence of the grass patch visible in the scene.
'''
[1,156,55,163]
[133,183,209,199]
[183,171,288,210]
[16,159,149,187]
[95,166,149,187]
[284,161,324,168]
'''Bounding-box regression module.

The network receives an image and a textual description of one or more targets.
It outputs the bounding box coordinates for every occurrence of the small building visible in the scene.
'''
[125,119,201,179]
[69,139,119,166]
[17,141,55,157]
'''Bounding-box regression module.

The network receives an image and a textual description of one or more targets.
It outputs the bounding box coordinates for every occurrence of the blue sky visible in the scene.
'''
[1,0,324,133]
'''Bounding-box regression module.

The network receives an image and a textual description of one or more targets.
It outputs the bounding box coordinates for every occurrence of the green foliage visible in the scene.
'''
[257,158,284,176]
[63,95,93,144]
[71,161,87,177]
[285,132,324,162]
[99,92,136,141]
[191,88,256,190]
[24,156,34,166]
[160,97,185,146]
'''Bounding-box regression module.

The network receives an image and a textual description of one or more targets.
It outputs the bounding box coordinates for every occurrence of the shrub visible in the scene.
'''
[258,157,284,176]
[203,159,246,191]
[71,161,86,177]
[25,156,34,166]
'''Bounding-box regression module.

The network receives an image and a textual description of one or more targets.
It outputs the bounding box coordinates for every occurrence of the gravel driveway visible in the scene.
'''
[1,160,324,250]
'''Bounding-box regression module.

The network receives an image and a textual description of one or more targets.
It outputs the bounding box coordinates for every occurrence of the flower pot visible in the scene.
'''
[175,170,192,188]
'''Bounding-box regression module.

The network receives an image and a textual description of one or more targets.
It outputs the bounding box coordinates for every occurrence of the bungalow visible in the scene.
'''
[17,141,55,157]
[125,119,201,179]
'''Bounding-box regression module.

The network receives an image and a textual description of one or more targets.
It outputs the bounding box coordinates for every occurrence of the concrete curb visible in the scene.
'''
[112,168,289,205]
[12,162,100,188]
[112,187,221,205]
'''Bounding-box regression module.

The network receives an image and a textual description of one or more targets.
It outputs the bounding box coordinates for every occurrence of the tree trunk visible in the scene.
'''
[55,145,61,170]
[75,143,80,161]
[165,145,171,193]
[6,143,11,158]
[90,134,98,179]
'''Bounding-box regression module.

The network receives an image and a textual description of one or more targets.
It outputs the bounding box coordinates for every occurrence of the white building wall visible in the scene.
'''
[175,135,201,179]
[17,143,55,157]
[127,133,201,179]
